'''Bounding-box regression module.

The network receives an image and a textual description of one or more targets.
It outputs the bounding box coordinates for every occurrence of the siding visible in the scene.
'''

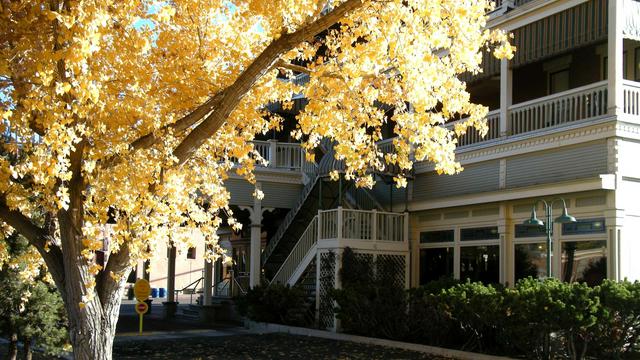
[412,161,500,201]
[226,179,302,208]
[505,140,608,188]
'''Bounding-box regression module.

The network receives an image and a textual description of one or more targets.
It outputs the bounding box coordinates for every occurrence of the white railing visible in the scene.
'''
[275,142,303,170]
[251,140,303,170]
[623,80,640,116]
[375,211,405,242]
[377,138,395,154]
[270,216,318,286]
[319,209,338,239]
[446,110,501,147]
[509,81,608,135]
[319,208,405,242]
[252,140,270,162]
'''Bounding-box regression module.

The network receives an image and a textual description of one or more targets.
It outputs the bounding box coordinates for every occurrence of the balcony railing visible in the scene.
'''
[252,140,308,171]
[509,81,608,135]
[319,208,407,243]
[446,110,501,147]
[375,79,640,155]
[623,80,640,116]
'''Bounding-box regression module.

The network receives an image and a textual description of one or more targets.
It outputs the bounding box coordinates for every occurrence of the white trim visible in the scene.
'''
[488,0,588,31]
[409,175,616,212]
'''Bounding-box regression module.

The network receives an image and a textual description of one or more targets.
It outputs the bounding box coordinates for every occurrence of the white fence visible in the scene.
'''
[623,80,640,116]
[252,140,303,170]
[509,81,608,135]
[318,208,406,242]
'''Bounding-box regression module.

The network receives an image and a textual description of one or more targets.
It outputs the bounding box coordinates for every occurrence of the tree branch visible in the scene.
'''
[0,196,65,290]
[171,0,365,165]
[275,59,312,74]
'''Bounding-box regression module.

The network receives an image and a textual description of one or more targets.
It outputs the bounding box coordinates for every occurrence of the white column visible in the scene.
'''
[498,202,512,286]
[249,183,263,288]
[166,245,177,302]
[499,58,513,137]
[268,139,277,168]
[608,0,624,115]
[203,255,213,306]
[605,208,625,281]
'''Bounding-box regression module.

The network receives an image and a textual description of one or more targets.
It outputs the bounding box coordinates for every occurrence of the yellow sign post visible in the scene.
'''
[133,279,151,334]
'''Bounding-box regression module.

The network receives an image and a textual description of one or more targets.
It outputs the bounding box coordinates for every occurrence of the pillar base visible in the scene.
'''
[162,301,179,319]
[198,304,220,323]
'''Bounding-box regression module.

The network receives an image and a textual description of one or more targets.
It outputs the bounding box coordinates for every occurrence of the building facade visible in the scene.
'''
[137,0,640,325]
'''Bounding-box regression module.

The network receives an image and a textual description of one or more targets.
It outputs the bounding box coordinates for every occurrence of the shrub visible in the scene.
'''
[237,283,311,326]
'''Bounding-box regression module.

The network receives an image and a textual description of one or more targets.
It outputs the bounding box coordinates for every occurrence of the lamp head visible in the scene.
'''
[555,207,577,224]
[523,207,544,227]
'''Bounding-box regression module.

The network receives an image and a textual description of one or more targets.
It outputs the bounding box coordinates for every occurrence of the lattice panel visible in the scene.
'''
[318,251,336,330]
[375,254,406,289]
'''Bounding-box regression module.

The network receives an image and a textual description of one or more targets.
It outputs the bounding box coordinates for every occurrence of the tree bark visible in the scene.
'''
[24,338,32,360]
[8,333,18,360]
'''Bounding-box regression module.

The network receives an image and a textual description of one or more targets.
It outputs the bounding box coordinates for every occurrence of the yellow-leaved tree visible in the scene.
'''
[0,0,513,358]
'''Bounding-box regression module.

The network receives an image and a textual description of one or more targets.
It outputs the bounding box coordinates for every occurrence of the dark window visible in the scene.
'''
[460,245,500,284]
[514,243,547,282]
[562,218,606,235]
[635,48,640,81]
[419,248,454,285]
[515,224,547,238]
[187,247,197,259]
[420,230,454,243]
[549,69,570,94]
[561,240,607,286]
[460,227,499,241]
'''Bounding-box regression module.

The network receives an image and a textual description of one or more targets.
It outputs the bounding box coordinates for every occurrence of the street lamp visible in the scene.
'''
[523,198,577,278]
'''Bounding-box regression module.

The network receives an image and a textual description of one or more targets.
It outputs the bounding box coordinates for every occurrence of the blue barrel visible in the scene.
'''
[159,288,166,298]
[151,288,158,298]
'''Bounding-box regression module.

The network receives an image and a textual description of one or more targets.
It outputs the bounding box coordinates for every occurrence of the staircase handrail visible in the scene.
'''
[262,164,320,263]
[270,215,318,286]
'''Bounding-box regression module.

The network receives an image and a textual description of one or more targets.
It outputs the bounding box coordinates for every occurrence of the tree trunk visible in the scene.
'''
[24,338,32,360]
[65,292,123,360]
[8,333,18,360]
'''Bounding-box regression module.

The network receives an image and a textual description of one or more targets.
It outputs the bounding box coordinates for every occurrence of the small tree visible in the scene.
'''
[0,234,68,360]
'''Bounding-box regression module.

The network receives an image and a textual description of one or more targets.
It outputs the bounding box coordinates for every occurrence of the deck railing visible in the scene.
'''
[509,81,608,135]
[319,208,406,243]
[252,140,303,170]
[270,216,318,286]
[446,110,501,147]
[623,80,640,116]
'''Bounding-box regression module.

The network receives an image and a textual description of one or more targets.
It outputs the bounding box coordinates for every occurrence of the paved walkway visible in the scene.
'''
[113,332,450,359]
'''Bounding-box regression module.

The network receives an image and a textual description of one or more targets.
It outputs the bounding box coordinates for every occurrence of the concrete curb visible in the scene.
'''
[246,321,516,360]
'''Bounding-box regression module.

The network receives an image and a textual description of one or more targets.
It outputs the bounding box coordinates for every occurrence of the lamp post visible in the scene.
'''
[523,198,577,278]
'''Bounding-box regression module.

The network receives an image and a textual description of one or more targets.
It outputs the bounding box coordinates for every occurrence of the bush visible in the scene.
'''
[332,273,640,359]
[237,283,311,326]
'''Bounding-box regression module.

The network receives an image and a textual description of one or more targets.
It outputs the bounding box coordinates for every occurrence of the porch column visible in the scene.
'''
[605,208,625,282]
[499,58,512,136]
[163,245,178,318]
[167,246,176,302]
[250,183,263,288]
[607,0,624,115]
[203,254,213,306]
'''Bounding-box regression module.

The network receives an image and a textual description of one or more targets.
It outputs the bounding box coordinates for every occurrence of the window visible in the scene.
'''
[562,218,605,235]
[514,243,547,282]
[561,240,606,286]
[460,227,499,241]
[515,224,546,238]
[549,69,570,94]
[186,247,197,259]
[635,48,640,81]
[420,230,454,243]
[419,226,501,285]
[460,245,500,284]
[419,248,454,284]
